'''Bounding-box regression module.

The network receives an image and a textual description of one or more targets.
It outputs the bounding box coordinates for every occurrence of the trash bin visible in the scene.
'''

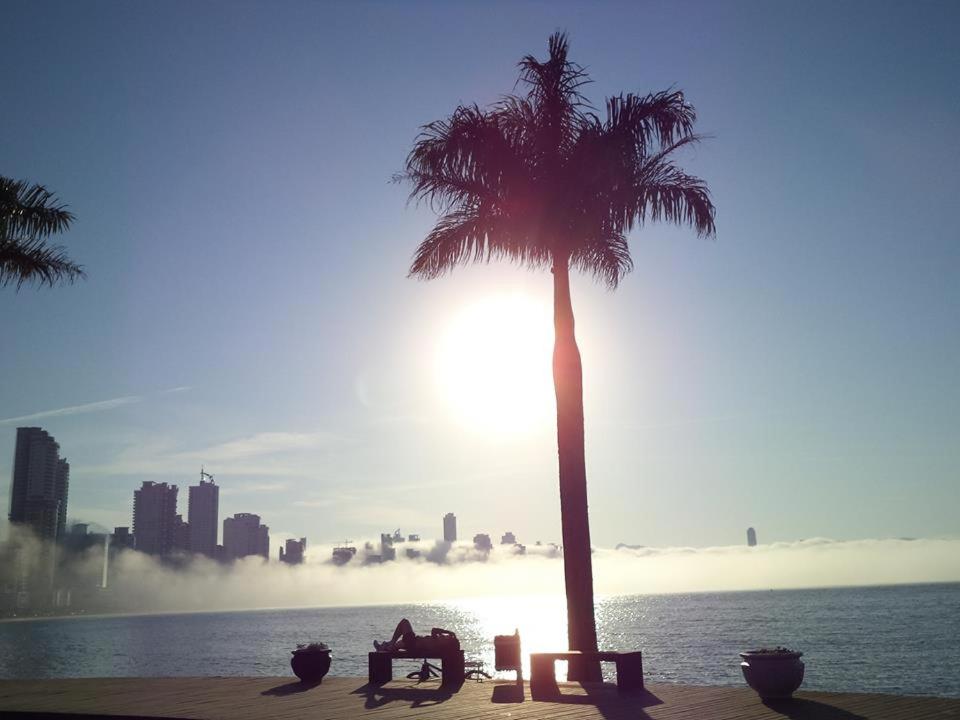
[494,630,522,671]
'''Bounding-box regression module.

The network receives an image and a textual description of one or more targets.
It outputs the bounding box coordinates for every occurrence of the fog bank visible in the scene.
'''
[5,534,953,616]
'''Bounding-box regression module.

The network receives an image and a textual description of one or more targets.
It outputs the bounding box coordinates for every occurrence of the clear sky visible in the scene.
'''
[2,0,958,551]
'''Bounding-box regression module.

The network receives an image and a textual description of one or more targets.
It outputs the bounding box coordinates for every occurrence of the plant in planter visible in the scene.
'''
[739,646,804,700]
[291,642,332,683]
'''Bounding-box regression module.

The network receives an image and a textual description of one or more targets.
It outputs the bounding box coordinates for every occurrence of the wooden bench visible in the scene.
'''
[368,650,465,688]
[530,651,643,693]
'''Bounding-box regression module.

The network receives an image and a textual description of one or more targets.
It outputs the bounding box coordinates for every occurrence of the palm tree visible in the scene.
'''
[401,33,715,678]
[1,176,84,289]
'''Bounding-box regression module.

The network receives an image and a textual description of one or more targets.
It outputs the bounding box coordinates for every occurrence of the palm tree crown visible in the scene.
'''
[1,176,85,290]
[402,32,715,285]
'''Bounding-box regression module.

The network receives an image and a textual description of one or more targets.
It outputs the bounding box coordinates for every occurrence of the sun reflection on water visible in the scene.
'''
[446,594,571,679]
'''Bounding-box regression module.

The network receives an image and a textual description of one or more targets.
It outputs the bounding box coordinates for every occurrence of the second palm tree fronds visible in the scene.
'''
[1,176,85,290]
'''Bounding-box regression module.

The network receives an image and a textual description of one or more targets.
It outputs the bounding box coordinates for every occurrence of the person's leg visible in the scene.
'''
[390,619,415,644]
[376,618,415,651]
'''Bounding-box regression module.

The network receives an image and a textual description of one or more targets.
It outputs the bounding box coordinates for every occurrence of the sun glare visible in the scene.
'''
[434,294,555,433]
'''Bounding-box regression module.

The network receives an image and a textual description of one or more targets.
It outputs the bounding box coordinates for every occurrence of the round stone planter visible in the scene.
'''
[739,649,804,700]
[291,648,331,683]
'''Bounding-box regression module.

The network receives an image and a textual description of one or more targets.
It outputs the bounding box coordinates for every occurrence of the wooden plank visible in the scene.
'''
[0,678,958,720]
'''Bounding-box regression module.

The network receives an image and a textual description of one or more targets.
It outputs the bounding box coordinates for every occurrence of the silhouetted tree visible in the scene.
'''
[401,34,714,677]
[1,176,84,289]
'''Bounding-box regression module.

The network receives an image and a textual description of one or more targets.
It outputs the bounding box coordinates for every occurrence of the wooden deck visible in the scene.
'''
[1,677,958,720]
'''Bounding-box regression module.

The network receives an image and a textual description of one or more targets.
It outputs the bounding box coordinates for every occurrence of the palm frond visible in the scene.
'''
[408,206,551,280]
[593,133,707,235]
[570,233,634,289]
[0,175,84,290]
[604,91,697,156]
[517,32,591,106]
[492,96,539,156]
[0,237,85,289]
[637,133,705,172]
[516,31,591,160]
[402,105,523,213]
[631,165,716,237]
[0,176,74,239]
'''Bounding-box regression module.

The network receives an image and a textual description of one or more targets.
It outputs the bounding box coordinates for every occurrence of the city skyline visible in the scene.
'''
[3,427,957,617]
[1,424,955,554]
[4,428,539,563]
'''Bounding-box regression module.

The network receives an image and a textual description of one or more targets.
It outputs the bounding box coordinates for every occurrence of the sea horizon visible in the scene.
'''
[2,578,958,625]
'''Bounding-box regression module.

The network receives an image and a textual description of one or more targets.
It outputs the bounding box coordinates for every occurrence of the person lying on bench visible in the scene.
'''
[374,618,458,654]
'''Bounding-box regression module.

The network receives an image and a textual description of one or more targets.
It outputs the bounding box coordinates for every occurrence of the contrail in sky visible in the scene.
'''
[0,387,190,425]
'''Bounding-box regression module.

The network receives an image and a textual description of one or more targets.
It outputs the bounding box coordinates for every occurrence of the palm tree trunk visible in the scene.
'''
[552,257,602,682]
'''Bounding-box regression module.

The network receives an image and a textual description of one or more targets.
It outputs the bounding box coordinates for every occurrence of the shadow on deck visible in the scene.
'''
[764,698,868,720]
[351,681,454,709]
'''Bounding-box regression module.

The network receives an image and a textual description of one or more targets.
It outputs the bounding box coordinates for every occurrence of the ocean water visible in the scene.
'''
[1,583,957,698]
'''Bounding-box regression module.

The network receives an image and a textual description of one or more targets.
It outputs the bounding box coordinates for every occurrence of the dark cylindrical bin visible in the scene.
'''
[494,630,522,670]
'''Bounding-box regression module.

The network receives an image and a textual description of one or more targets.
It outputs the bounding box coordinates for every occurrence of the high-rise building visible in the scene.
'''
[110,527,135,551]
[8,427,70,542]
[380,533,397,561]
[55,459,69,540]
[132,482,179,556]
[188,472,219,557]
[172,515,191,553]
[747,527,757,547]
[473,533,493,552]
[8,428,70,599]
[501,531,517,545]
[443,512,457,542]
[279,537,306,565]
[222,513,270,560]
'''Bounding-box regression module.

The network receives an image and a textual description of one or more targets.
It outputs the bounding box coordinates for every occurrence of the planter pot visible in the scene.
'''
[291,649,332,683]
[739,650,804,700]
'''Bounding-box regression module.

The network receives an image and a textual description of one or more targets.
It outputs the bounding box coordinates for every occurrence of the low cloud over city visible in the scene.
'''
[3,523,957,617]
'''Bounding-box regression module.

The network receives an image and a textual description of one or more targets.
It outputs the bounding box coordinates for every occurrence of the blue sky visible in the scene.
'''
[2,0,958,551]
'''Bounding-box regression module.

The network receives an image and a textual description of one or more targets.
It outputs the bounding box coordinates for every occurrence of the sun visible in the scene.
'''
[434,293,555,433]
